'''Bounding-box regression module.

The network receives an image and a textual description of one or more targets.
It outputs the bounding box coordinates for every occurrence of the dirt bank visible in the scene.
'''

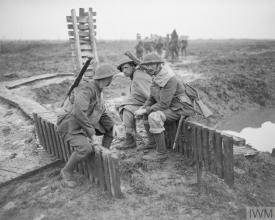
[0,40,275,220]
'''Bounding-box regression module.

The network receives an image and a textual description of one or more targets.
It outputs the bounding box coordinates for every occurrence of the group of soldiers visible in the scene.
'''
[57,52,196,188]
[135,30,188,62]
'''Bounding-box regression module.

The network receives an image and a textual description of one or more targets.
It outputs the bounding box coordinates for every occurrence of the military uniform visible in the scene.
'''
[57,63,116,187]
[58,79,114,154]
[144,65,194,134]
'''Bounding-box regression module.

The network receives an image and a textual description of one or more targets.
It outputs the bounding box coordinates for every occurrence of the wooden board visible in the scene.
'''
[5,73,73,89]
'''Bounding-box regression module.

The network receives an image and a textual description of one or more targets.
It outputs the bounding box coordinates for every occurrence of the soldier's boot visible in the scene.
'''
[61,152,81,188]
[116,133,137,150]
[137,122,156,151]
[142,132,168,161]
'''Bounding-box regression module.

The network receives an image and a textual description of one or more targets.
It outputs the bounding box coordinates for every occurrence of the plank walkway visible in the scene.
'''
[5,73,74,89]
[0,82,57,186]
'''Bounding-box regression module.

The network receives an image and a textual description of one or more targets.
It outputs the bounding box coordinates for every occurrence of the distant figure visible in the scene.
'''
[164,34,170,59]
[154,37,164,56]
[143,37,153,54]
[169,29,179,61]
[135,40,144,60]
[179,36,188,57]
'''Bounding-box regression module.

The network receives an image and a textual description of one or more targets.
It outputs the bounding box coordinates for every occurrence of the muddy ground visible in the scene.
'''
[0,39,275,220]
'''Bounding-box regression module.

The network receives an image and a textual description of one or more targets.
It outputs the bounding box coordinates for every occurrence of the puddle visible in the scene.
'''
[225,121,275,153]
[219,108,275,153]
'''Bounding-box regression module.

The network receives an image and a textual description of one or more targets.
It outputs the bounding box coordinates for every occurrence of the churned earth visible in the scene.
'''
[0,40,275,220]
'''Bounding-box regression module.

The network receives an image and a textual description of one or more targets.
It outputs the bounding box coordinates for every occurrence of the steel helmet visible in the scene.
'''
[141,53,164,65]
[93,63,117,80]
[117,58,136,72]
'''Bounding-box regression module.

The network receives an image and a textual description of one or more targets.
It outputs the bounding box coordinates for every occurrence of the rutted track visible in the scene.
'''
[0,74,73,185]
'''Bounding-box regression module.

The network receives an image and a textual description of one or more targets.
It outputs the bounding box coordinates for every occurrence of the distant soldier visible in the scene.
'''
[179,36,188,57]
[170,29,179,61]
[57,63,117,187]
[116,57,152,149]
[135,40,144,60]
[154,37,164,56]
[164,34,170,59]
[143,37,153,54]
[134,53,196,160]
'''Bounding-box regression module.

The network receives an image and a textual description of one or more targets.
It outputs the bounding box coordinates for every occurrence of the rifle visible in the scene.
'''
[184,83,213,118]
[124,51,150,72]
[60,57,93,107]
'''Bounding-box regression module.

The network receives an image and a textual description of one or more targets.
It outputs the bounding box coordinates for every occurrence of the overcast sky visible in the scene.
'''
[0,0,274,40]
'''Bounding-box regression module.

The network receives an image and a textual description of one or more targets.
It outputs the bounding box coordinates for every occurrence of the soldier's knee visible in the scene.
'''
[148,111,166,124]
[74,143,93,158]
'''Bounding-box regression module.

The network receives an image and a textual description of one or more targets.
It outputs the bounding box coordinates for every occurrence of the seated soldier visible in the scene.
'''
[57,63,118,187]
[116,57,152,150]
[134,53,196,161]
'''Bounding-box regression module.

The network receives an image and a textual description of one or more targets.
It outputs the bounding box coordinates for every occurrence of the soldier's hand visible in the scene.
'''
[134,108,147,118]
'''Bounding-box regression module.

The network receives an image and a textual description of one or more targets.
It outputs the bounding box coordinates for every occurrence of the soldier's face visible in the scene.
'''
[98,76,113,89]
[146,64,160,76]
[121,64,134,77]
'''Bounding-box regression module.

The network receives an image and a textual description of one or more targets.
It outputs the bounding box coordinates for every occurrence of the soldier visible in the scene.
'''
[179,35,188,57]
[135,40,144,60]
[116,57,152,149]
[154,37,164,56]
[134,53,195,160]
[170,29,179,61]
[57,63,118,187]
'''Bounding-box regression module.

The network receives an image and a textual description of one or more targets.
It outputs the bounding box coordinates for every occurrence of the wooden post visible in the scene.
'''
[54,125,67,161]
[71,9,82,72]
[102,150,112,195]
[208,129,215,173]
[202,127,210,170]
[214,132,223,178]
[48,123,60,159]
[222,135,234,187]
[88,8,98,63]
[41,119,52,155]
[108,154,122,198]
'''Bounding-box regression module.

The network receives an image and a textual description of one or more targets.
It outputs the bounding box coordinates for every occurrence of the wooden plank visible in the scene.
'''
[88,8,99,62]
[208,129,216,173]
[37,116,47,151]
[214,131,223,178]
[222,135,234,187]
[33,113,45,149]
[86,152,96,183]
[194,126,202,191]
[69,38,90,44]
[80,44,93,50]
[202,127,210,170]
[44,120,56,157]
[94,148,100,185]
[95,148,104,190]
[70,9,82,72]
[49,122,61,159]
[41,119,51,154]
[68,30,90,37]
[102,150,112,195]
[108,154,122,198]
[55,126,68,162]
[66,16,96,23]
[178,120,184,153]
[185,122,192,158]
[99,150,107,191]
